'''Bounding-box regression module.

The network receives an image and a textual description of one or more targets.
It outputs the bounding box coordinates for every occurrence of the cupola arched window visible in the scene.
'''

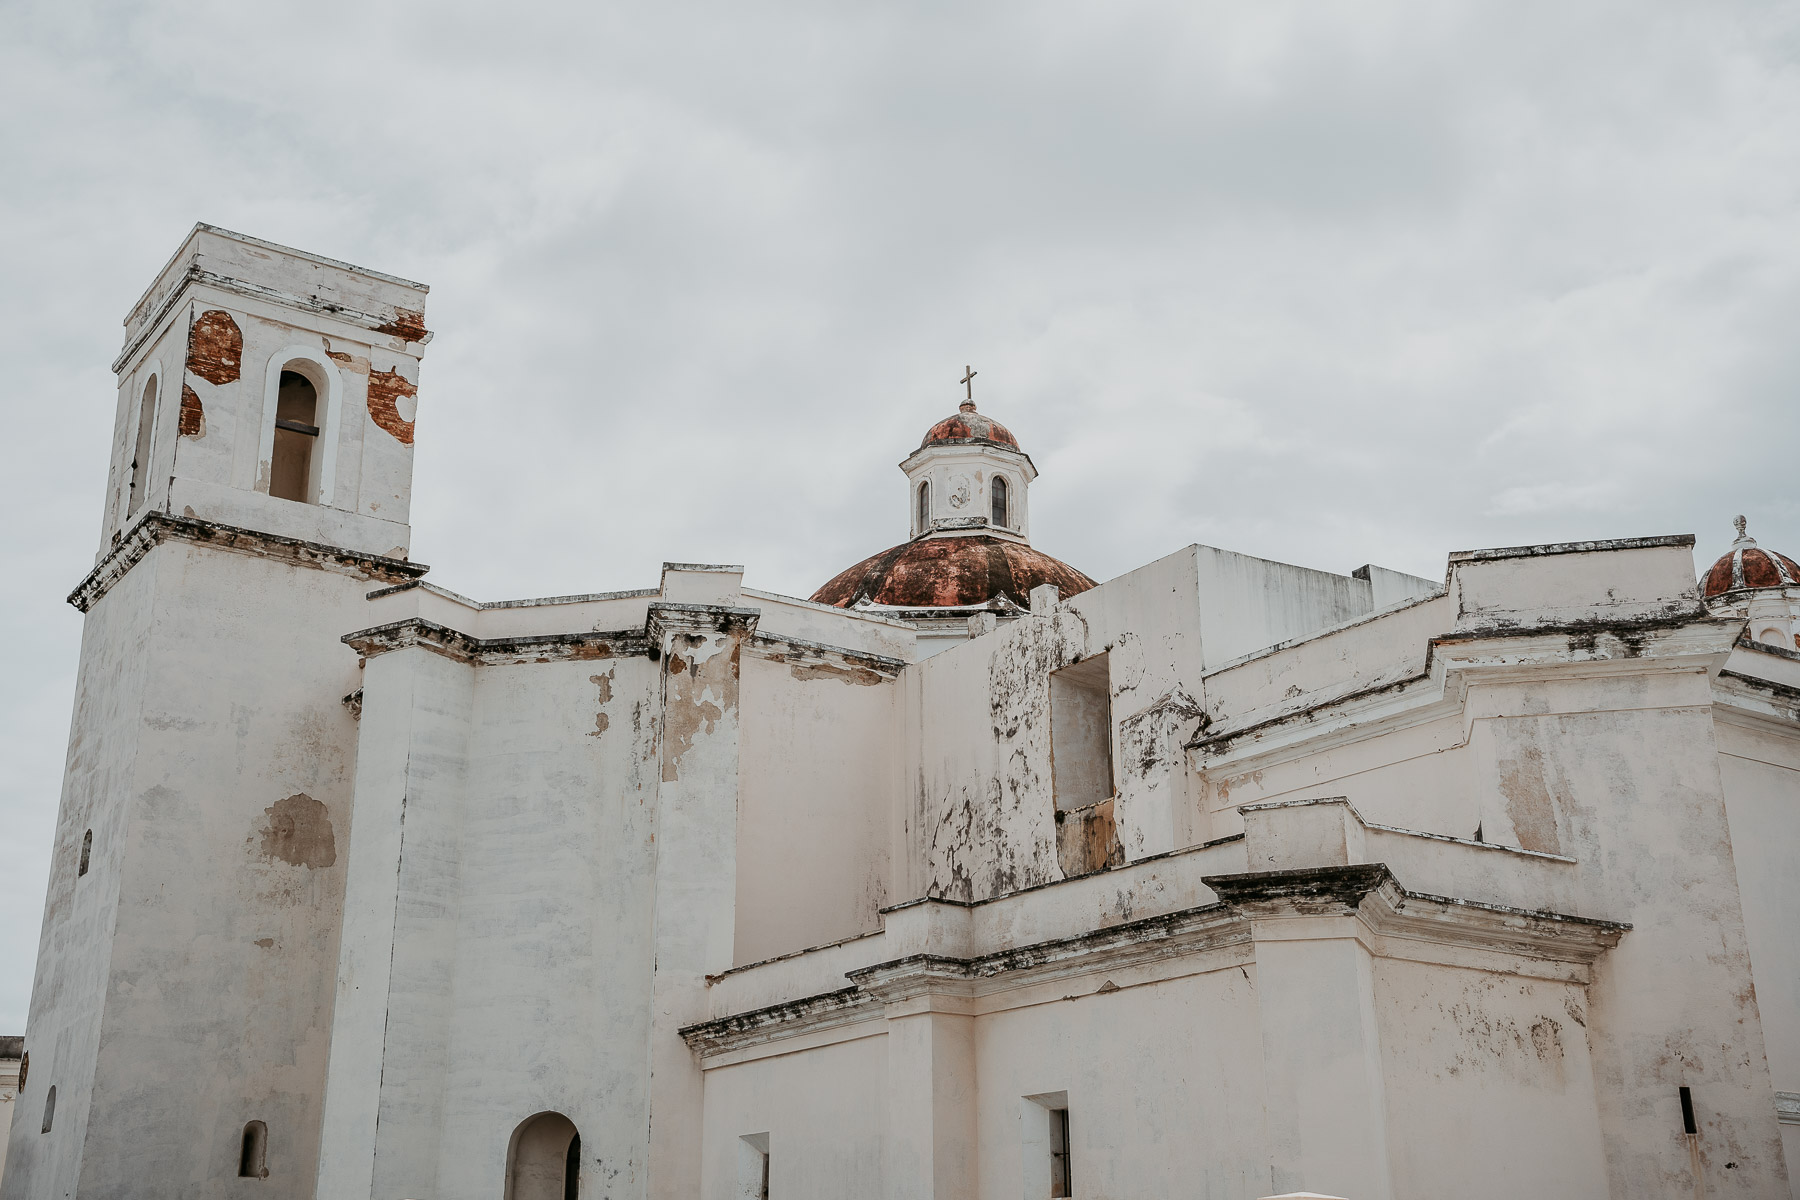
[991,476,1009,528]
[271,370,321,503]
[917,481,931,531]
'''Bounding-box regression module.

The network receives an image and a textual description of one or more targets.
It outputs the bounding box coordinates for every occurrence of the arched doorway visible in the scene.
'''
[505,1111,579,1200]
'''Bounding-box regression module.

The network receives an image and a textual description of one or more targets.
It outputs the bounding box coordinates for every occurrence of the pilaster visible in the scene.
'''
[1216,865,1397,1200]
[645,601,758,1197]
[313,640,474,1198]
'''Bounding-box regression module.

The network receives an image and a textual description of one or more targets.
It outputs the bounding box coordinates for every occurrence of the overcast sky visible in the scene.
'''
[2,1,1797,1031]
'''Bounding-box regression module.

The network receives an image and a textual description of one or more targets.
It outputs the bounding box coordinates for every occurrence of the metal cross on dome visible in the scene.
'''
[960,365,978,404]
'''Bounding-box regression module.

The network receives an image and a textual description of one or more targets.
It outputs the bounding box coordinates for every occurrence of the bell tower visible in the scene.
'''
[5,227,431,1200]
[96,223,430,560]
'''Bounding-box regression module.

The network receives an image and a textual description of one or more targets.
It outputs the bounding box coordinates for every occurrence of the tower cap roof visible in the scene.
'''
[920,401,1020,451]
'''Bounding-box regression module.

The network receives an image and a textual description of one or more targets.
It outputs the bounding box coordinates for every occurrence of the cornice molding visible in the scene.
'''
[1205,864,1628,963]
[1192,616,1739,768]
[645,602,761,646]
[69,512,427,613]
[341,618,650,666]
[681,863,1626,1060]
[113,264,429,375]
[748,631,906,680]
[1712,671,1800,730]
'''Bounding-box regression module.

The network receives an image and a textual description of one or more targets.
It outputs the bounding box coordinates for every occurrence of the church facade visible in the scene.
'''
[4,225,1799,1200]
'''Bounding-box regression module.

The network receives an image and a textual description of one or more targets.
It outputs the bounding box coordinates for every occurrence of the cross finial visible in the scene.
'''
[959,365,977,412]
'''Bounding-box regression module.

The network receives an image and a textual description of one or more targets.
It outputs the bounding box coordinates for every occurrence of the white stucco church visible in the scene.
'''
[5,226,1799,1200]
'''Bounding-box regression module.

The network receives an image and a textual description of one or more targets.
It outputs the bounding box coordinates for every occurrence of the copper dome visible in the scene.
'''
[1701,517,1799,599]
[920,402,1020,452]
[810,535,1096,610]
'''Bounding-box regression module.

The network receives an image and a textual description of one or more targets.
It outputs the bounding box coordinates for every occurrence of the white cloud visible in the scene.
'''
[2,0,1798,1029]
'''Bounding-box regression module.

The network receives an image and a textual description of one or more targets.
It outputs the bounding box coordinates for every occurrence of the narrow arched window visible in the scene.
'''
[128,376,158,514]
[991,476,1009,528]
[78,830,92,877]
[917,480,931,531]
[41,1085,56,1133]
[271,370,321,503]
[239,1120,268,1177]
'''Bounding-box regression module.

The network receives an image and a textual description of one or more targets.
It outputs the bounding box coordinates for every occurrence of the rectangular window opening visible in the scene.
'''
[1049,655,1112,812]
[1022,1092,1071,1200]
[1049,655,1118,875]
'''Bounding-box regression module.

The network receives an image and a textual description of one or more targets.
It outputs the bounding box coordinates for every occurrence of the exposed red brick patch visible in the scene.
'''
[810,534,1096,609]
[373,308,428,342]
[366,368,417,444]
[185,310,242,385]
[178,384,205,437]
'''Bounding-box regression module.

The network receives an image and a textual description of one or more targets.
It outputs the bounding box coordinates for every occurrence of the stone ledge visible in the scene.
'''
[1446,534,1694,563]
[69,512,427,613]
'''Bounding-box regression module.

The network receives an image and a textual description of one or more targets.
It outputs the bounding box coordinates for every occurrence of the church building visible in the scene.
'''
[4,225,1798,1200]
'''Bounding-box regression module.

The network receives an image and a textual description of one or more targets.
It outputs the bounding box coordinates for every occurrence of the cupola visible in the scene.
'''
[1700,515,1800,652]
[810,374,1096,651]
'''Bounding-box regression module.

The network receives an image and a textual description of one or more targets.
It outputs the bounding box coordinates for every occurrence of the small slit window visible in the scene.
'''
[41,1085,55,1134]
[128,376,158,514]
[991,475,1009,527]
[1049,1106,1072,1197]
[917,480,931,531]
[271,370,321,503]
[78,830,92,877]
[239,1120,268,1177]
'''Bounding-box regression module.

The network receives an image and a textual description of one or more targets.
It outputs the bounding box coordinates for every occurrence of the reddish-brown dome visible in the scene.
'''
[921,403,1020,451]
[811,535,1096,609]
[1703,543,1800,598]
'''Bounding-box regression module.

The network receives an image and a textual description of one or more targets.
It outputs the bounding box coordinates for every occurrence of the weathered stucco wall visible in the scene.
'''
[1715,713,1800,1198]
[6,541,373,1200]
[699,1034,888,1197]
[1374,959,1610,1197]
[3,556,158,1198]
[1193,541,1793,1197]
[971,966,1269,1198]
[735,651,897,965]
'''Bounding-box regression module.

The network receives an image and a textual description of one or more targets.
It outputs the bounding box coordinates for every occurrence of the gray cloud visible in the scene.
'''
[2,0,1796,1029]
